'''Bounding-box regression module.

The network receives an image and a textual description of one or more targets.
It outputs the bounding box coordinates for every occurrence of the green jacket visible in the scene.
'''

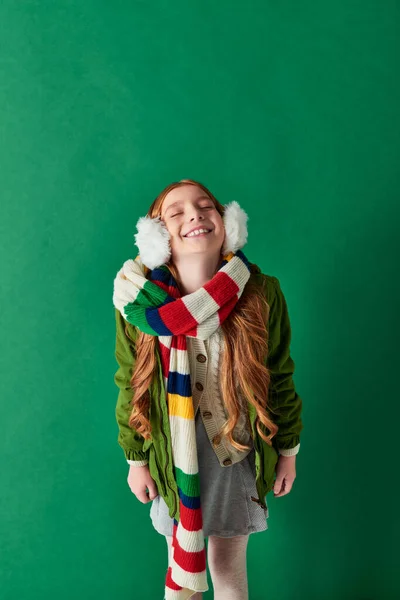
[113,263,303,521]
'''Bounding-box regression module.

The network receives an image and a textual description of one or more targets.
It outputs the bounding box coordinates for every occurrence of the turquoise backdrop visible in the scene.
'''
[1,1,399,599]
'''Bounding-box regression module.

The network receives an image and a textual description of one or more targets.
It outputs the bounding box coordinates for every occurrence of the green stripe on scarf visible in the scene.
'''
[175,466,201,498]
[124,280,169,335]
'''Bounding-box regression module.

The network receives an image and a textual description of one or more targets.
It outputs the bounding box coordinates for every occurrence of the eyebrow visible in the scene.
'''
[164,195,211,215]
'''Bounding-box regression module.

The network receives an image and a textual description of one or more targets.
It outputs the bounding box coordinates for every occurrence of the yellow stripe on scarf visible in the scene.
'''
[167,393,195,419]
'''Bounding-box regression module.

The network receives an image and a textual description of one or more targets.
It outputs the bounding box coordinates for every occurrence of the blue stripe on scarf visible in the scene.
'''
[149,265,180,290]
[167,371,192,397]
[145,302,175,335]
[178,487,202,509]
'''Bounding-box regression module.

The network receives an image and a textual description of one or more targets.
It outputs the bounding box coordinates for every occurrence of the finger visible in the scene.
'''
[274,477,286,497]
[136,490,151,503]
[273,478,284,495]
[275,480,293,497]
[147,481,159,501]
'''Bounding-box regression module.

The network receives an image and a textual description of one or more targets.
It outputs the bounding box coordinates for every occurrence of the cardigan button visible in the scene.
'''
[196,354,207,363]
[212,434,221,446]
[195,382,204,391]
[223,458,232,466]
[203,411,212,419]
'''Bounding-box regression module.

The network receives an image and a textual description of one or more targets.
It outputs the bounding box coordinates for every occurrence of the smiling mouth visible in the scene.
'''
[184,230,212,238]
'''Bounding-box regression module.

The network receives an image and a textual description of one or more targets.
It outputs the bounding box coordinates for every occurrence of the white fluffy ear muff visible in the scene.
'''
[221,200,249,256]
[133,200,249,270]
[133,215,172,270]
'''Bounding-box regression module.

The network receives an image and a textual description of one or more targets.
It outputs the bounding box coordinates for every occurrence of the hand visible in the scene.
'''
[127,464,159,503]
[273,455,296,498]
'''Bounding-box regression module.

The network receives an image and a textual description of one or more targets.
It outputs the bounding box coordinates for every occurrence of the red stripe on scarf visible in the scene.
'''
[179,501,203,531]
[166,567,182,591]
[172,531,207,573]
[216,294,239,323]
[159,297,199,335]
[203,271,240,306]
[158,341,170,379]
[153,279,181,299]
[171,335,188,351]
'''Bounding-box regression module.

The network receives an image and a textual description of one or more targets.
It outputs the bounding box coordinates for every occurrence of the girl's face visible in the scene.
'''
[160,186,225,260]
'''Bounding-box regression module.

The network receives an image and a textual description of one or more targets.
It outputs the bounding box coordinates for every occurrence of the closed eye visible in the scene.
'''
[171,205,213,218]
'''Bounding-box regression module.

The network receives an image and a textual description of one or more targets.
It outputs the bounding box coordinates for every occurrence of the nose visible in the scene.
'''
[188,206,204,220]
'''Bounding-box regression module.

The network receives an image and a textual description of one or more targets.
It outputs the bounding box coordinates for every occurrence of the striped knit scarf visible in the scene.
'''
[113,249,251,599]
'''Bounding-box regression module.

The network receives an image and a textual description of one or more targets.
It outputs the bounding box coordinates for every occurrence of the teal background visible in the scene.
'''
[1,1,399,599]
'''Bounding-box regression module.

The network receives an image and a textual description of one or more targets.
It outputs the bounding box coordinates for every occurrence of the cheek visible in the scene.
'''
[170,225,182,240]
[217,228,225,242]
[216,220,225,240]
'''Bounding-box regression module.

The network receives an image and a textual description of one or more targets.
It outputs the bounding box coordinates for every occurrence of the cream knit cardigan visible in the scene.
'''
[127,328,300,467]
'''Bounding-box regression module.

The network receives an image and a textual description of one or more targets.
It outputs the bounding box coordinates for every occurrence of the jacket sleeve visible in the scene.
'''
[266,276,304,454]
[114,307,149,465]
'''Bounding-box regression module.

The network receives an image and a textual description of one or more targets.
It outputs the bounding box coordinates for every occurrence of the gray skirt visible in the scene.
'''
[149,409,269,538]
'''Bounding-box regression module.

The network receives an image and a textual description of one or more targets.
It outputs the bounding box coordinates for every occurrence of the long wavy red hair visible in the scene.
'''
[124,178,279,451]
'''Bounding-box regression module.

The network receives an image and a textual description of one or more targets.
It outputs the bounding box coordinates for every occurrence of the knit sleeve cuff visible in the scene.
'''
[278,443,300,457]
[127,459,149,467]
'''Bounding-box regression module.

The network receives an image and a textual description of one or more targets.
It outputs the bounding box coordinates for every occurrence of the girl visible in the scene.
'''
[113,178,303,600]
